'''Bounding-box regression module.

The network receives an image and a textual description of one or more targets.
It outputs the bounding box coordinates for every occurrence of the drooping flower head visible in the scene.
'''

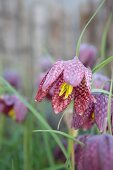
[35,57,94,115]
[79,43,97,69]
[3,71,21,90]
[0,95,27,122]
[93,73,110,91]
[75,134,113,170]
[72,93,113,132]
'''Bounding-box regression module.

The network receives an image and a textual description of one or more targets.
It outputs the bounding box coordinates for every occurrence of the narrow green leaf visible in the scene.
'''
[100,13,112,58]
[92,56,113,73]
[107,72,113,134]
[76,0,106,56]
[92,88,113,97]
[33,129,84,146]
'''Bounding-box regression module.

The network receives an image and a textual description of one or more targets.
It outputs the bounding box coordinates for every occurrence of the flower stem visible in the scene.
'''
[68,129,75,170]
[100,13,113,59]
[23,120,32,170]
[76,0,106,57]
[0,114,5,148]
[107,70,113,135]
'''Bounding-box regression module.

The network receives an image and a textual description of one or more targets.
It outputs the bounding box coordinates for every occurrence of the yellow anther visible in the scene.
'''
[91,112,95,120]
[8,109,16,120]
[59,82,73,99]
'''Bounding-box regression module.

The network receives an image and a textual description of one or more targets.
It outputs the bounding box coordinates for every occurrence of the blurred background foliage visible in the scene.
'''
[0,0,113,169]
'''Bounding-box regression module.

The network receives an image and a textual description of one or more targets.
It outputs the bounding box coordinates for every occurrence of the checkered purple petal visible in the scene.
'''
[52,75,74,114]
[63,57,85,87]
[42,60,64,90]
[94,94,108,132]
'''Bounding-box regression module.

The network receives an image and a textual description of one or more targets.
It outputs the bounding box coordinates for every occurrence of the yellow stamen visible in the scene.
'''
[91,112,95,120]
[8,109,16,120]
[59,82,73,99]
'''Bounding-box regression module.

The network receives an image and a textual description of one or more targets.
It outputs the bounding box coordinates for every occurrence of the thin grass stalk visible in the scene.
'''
[100,13,113,59]
[107,70,113,134]
[23,120,31,170]
[0,114,5,148]
[41,111,54,166]
[68,129,75,170]
[76,0,106,56]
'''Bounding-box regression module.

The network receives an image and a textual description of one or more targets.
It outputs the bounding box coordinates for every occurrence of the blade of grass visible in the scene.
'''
[107,71,113,134]
[11,160,15,170]
[43,133,55,166]
[76,0,106,56]
[100,13,113,58]
[92,88,113,97]
[92,56,113,73]
[0,77,68,161]
[33,130,84,146]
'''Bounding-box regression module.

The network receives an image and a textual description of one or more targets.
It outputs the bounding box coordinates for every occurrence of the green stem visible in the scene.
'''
[43,133,54,166]
[0,114,5,148]
[107,71,113,135]
[41,111,54,166]
[23,119,32,170]
[68,129,76,170]
[100,13,113,59]
[76,0,106,57]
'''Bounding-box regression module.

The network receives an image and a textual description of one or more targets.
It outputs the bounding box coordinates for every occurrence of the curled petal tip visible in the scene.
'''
[79,112,83,115]
[54,110,59,114]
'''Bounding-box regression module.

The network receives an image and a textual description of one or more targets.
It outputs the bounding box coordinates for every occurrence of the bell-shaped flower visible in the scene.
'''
[35,57,94,115]
[0,95,27,122]
[72,93,113,132]
[75,134,113,170]
[79,43,97,69]
[93,73,110,91]
[3,71,21,90]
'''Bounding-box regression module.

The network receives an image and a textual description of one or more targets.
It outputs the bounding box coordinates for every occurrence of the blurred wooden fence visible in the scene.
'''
[0,0,113,94]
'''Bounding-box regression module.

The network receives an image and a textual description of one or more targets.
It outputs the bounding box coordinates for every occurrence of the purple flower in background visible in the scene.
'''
[79,43,97,68]
[93,73,110,91]
[72,93,113,132]
[39,55,53,72]
[75,134,113,170]
[35,57,94,115]
[3,71,21,90]
[0,95,27,122]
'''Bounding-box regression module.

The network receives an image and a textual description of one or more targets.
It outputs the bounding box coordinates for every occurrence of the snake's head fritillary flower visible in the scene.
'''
[75,134,113,170]
[3,71,21,90]
[35,57,94,115]
[93,73,110,91]
[0,95,27,122]
[72,93,113,132]
[79,43,97,69]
